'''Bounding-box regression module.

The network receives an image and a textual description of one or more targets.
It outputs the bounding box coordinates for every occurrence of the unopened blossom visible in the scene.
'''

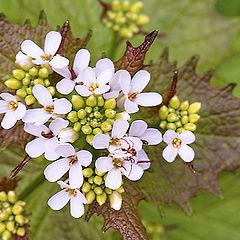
[55,49,90,94]
[0,93,26,129]
[109,191,122,211]
[44,143,92,188]
[24,118,69,160]
[162,130,195,162]
[48,181,87,218]
[58,127,79,143]
[15,51,34,71]
[92,119,142,154]
[21,31,69,69]
[22,84,72,126]
[117,70,162,113]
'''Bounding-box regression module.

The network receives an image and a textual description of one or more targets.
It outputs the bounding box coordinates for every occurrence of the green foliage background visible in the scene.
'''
[0,0,240,239]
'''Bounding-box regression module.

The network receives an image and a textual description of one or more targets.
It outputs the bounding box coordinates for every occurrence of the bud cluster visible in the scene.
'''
[5,67,55,105]
[102,0,149,38]
[82,167,124,207]
[0,191,28,240]
[159,96,201,133]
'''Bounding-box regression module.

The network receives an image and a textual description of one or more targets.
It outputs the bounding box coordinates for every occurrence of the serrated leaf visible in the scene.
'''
[86,180,148,240]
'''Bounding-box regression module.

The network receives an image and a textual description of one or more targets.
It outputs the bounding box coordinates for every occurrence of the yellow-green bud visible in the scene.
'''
[33,78,44,86]
[175,121,182,128]
[0,191,7,201]
[25,95,35,105]
[104,98,116,109]
[22,77,30,85]
[2,230,11,240]
[112,0,121,11]
[106,119,115,125]
[85,106,92,114]
[96,192,107,206]
[129,23,139,33]
[12,69,25,80]
[122,0,130,10]
[47,86,55,96]
[5,207,12,216]
[103,174,107,181]
[82,182,91,193]
[95,168,105,176]
[120,28,133,38]
[73,122,81,132]
[82,125,92,135]
[105,109,116,118]
[83,168,94,178]
[7,191,17,203]
[93,128,103,135]
[26,87,32,95]
[67,111,78,123]
[136,14,149,25]
[181,116,189,125]
[167,113,178,123]
[2,202,10,208]
[17,227,26,237]
[104,187,112,195]
[159,106,169,120]
[166,123,176,130]
[107,11,115,20]
[0,212,8,221]
[44,79,51,87]
[90,120,98,128]
[86,95,97,107]
[159,120,167,129]
[116,186,125,193]
[184,123,197,131]
[80,118,87,125]
[72,95,85,110]
[93,176,103,185]
[177,128,185,134]
[130,1,143,13]
[12,205,23,215]
[77,109,87,119]
[94,187,103,195]
[86,134,94,145]
[168,107,175,113]
[86,190,95,204]
[180,110,188,116]
[188,102,201,114]
[101,121,112,132]
[15,201,26,207]
[180,100,189,110]
[6,221,15,232]
[189,114,200,123]
[5,79,22,90]
[93,111,102,119]
[16,89,27,98]
[169,96,180,109]
[0,223,5,233]
[97,96,105,107]
[15,215,25,226]
[88,176,94,184]
[38,67,49,78]
[29,67,38,77]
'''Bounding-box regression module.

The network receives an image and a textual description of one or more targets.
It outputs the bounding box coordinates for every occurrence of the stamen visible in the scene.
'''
[43,105,54,114]
[7,101,18,111]
[128,91,139,100]
[89,82,99,92]
[172,138,182,148]
[68,155,78,166]
[40,53,53,61]
[109,137,121,146]
[65,188,77,196]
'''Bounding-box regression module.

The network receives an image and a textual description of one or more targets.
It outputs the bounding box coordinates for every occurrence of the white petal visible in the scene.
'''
[32,84,53,107]
[69,162,83,188]
[75,85,92,97]
[50,55,69,69]
[70,196,85,218]
[92,134,111,149]
[82,67,95,86]
[0,93,17,102]
[121,161,143,181]
[109,191,122,210]
[21,40,44,59]
[24,123,49,137]
[76,150,92,167]
[49,118,69,136]
[162,144,178,162]
[48,189,70,210]
[44,158,69,182]
[53,98,72,114]
[163,130,178,144]
[1,110,17,129]
[136,149,151,170]
[56,78,75,95]
[44,137,60,160]
[129,120,147,137]
[32,59,46,65]
[95,157,113,172]
[141,128,162,145]
[22,108,51,124]
[97,69,112,86]
[130,70,150,94]
[53,66,71,79]
[0,100,8,113]
[124,98,139,114]
[178,144,195,162]
[134,92,162,107]
[103,90,119,99]
[55,143,76,157]
[122,137,142,152]
[25,138,46,158]
[73,49,90,76]
[44,31,62,55]
[93,85,110,95]
[95,58,114,76]
[118,70,131,95]
[57,180,70,189]
[178,130,196,144]
[111,119,129,138]
[105,168,122,190]
[14,102,26,120]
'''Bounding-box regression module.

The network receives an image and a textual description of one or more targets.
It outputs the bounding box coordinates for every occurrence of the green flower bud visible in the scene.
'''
[101,121,112,132]
[44,79,51,87]
[17,227,26,237]
[90,120,98,128]
[0,223,5,233]
[116,186,125,193]
[2,202,10,208]
[22,77,30,85]
[38,67,49,78]
[106,119,114,125]
[168,108,175,113]
[15,201,26,207]
[93,112,101,119]
[184,123,197,131]
[86,95,97,107]
[12,69,25,80]
[0,191,7,201]
[120,28,133,38]
[7,191,17,203]
[104,187,112,195]
[33,78,44,86]
[85,106,92,114]
[5,207,12,216]
[5,79,22,90]
[180,110,188,116]
[189,114,200,123]
[82,125,92,135]
[26,87,32,95]
[104,98,116,109]
[82,182,91,193]
[180,100,189,110]
[97,96,105,107]
[2,230,11,240]
[0,212,8,221]
[6,221,15,232]
[130,1,143,13]
[25,95,35,105]
[82,168,94,178]
[112,0,121,11]
[88,176,94,184]
[159,106,169,120]
[67,111,78,123]
[77,109,87,119]
[93,128,103,135]
[72,95,85,110]
[94,186,103,195]
[89,113,94,118]
[107,10,116,20]
[103,174,107,181]
[169,96,180,109]
[25,73,31,79]
[47,86,56,96]
[16,89,27,98]
[95,168,105,177]
[12,205,23,215]
[73,122,81,132]
[29,67,38,77]
[166,123,176,130]
[136,14,149,25]
[175,121,182,128]
[86,134,94,145]
[80,118,87,125]
[122,0,130,10]
[105,109,116,118]
[86,190,95,204]
[15,215,25,226]
[93,176,103,185]
[188,102,201,114]
[177,128,185,134]
[159,120,167,129]
[96,192,107,206]
[181,116,189,125]
[167,113,178,122]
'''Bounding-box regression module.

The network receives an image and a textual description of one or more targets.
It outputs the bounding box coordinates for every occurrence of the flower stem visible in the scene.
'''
[109,31,119,60]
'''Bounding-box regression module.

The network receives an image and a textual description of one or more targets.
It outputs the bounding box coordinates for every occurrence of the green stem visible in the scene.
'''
[109,31,119,60]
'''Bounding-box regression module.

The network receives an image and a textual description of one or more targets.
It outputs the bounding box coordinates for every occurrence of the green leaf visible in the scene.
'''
[215,0,240,18]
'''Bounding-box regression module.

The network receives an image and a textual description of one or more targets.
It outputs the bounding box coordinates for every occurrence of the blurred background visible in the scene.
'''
[0,0,240,239]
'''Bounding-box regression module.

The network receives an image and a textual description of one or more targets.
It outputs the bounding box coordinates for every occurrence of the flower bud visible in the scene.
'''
[130,1,143,13]
[116,186,125,193]
[94,186,103,195]
[88,176,94,184]
[0,191,7,201]
[82,182,91,193]
[0,222,5,233]
[22,77,30,85]
[109,191,122,210]
[12,69,25,80]
[16,89,27,98]
[86,134,94,145]
[93,111,101,119]
[15,201,26,207]
[106,119,115,125]
[2,202,10,208]
[90,120,99,128]
[166,123,176,130]
[15,215,25,226]
[6,221,15,232]
[26,87,32,95]
[104,98,116,109]
[67,111,78,123]
[29,67,38,77]
[5,207,12,216]
[2,230,11,240]
[80,118,87,125]
[12,205,23,215]
[85,106,92,114]
[136,14,149,25]
[97,96,105,107]
[93,128,103,135]
[176,121,182,128]
[77,109,86,119]
[93,176,103,186]
[180,110,188,116]
[44,79,51,87]
[0,211,8,221]
[184,123,197,131]
[58,128,79,143]
[188,102,201,114]
[105,109,116,118]
[25,95,36,105]
[169,96,180,109]
[33,78,44,86]
[86,95,97,107]
[159,120,167,129]
[86,190,95,204]
[181,116,189,125]
[122,0,130,10]
[47,86,56,96]
[38,67,49,78]
[101,121,112,132]
[159,106,169,120]
[189,114,200,123]
[72,95,85,110]
[177,128,185,134]
[7,191,17,203]
[72,122,81,132]
[180,100,189,110]
[5,79,22,90]
[17,227,26,237]
[104,187,112,195]
[82,125,92,135]
[96,192,107,206]
[95,168,105,177]
[83,168,94,178]
[115,111,130,120]
[15,51,33,71]
[112,0,121,11]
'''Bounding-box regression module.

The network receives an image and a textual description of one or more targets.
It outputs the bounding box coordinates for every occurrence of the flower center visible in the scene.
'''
[172,138,182,148]
[109,137,121,146]
[7,101,18,111]
[43,105,54,114]
[89,82,99,92]
[112,158,124,169]
[128,91,139,100]
[41,53,53,61]
[41,131,54,138]
[68,155,78,166]
[65,188,77,196]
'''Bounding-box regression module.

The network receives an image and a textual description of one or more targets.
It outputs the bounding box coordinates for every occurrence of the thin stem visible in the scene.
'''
[109,31,119,60]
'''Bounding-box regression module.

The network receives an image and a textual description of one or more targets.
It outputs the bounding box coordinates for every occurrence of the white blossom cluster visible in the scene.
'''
[0,31,196,218]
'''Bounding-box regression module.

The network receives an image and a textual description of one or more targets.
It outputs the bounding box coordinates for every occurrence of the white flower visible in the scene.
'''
[95,152,144,190]
[0,93,26,129]
[58,127,79,143]
[117,70,162,113]
[22,84,72,126]
[48,181,87,218]
[134,149,151,170]
[55,49,90,94]
[162,130,195,162]
[24,118,69,160]
[21,31,69,69]
[129,120,162,145]
[44,143,92,188]
[75,58,114,97]
[15,51,34,71]
[92,119,142,154]
[109,191,122,210]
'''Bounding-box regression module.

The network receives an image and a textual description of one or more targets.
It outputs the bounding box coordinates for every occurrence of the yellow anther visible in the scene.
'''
[128,91,139,100]
[43,105,54,114]
[89,82,99,92]
[40,53,53,61]
[68,155,78,166]
[172,138,182,148]
[7,101,18,110]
